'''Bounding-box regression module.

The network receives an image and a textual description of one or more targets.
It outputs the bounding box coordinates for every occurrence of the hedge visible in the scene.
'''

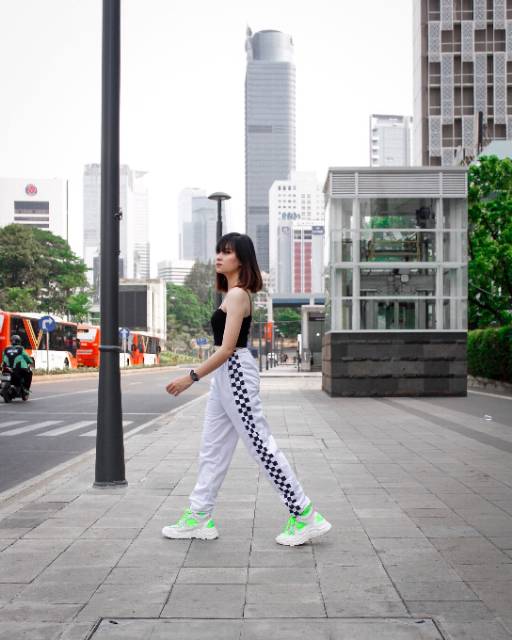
[467,326,512,382]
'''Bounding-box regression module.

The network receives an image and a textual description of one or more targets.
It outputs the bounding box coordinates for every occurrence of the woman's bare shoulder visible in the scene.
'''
[224,287,250,312]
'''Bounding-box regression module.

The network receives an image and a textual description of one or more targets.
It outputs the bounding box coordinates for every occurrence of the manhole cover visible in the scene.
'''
[87,617,445,639]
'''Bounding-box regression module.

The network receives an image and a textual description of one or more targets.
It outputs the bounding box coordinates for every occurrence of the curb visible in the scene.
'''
[468,375,512,397]
[0,392,208,507]
[32,363,201,384]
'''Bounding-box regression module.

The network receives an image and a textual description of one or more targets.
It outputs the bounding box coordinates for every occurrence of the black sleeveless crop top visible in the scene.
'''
[211,291,252,347]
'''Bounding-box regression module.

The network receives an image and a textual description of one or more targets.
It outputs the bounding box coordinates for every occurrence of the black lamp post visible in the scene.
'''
[94,0,126,488]
[208,192,231,308]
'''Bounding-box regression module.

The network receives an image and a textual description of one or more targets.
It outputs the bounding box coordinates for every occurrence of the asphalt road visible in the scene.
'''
[0,366,210,494]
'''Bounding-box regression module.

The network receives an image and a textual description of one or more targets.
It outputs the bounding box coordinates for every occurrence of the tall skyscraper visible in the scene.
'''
[369,115,413,166]
[269,172,325,295]
[83,164,150,284]
[178,188,206,260]
[414,0,512,166]
[177,188,225,263]
[245,28,296,271]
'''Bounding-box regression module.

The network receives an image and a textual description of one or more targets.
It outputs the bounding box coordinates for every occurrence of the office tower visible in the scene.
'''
[414,0,512,166]
[157,259,195,285]
[177,189,225,263]
[269,172,325,294]
[245,28,296,271]
[83,164,150,283]
[178,188,206,260]
[370,115,413,166]
[0,178,67,239]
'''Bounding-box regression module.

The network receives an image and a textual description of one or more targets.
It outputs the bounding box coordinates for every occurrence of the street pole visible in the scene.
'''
[215,198,222,309]
[208,192,231,310]
[94,0,126,488]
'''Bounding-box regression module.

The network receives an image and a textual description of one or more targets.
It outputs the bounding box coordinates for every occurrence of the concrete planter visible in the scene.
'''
[322,331,467,397]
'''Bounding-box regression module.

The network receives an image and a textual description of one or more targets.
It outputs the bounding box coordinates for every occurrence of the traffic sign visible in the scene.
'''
[38,315,56,333]
[196,337,208,346]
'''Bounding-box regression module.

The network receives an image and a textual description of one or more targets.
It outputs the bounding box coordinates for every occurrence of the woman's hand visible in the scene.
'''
[166,375,193,396]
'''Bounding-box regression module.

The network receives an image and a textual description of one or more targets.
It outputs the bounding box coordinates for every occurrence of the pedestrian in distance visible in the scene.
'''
[163,232,331,546]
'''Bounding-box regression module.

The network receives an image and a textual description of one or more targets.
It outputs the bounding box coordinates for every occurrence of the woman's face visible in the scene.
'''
[216,244,241,276]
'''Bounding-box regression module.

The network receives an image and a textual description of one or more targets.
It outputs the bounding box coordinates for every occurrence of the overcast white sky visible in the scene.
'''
[0,0,413,270]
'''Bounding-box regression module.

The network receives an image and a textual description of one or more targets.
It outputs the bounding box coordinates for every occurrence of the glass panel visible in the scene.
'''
[443,198,467,229]
[341,300,352,330]
[329,198,354,232]
[360,268,436,297]
[330,230,353,262]
[334,268,353,297]
[360,299,436,330]
[360,230,437,262]
[443,231,468,262]
[360,198,437,230]
[443,299,467,329]
[339,199,354,230]
[443,267,467,296]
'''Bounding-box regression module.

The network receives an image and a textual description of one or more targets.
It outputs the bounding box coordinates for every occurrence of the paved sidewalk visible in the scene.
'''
[1,378,512,639]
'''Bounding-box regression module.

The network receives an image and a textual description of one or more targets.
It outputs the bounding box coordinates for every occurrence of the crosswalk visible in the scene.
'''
[0,419,133,437]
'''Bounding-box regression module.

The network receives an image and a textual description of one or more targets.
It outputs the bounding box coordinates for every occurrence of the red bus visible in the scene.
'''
[77,325,162,368]
[0,310,79,370]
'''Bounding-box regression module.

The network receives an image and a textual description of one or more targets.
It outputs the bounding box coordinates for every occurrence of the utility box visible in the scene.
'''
[323,167,467,397]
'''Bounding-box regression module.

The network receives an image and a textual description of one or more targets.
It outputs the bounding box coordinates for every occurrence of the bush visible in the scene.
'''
[159,351,196,366]
[467,326,512,382]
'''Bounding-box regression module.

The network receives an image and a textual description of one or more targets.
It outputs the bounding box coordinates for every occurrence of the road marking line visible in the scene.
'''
[29,388,97,402]
[80,420,134,437]
[0,420,62,436]
[0,421,24,430]
[37,420,96,437]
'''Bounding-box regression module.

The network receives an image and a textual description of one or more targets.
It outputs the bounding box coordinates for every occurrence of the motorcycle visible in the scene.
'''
[1,364,31,403]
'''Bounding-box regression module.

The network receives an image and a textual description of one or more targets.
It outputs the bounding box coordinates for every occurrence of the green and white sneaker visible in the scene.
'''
[162,508,219,540]
[275,504,331,546]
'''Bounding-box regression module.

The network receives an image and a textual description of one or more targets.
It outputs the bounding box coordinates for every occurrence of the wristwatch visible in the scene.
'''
[189,369,199,382]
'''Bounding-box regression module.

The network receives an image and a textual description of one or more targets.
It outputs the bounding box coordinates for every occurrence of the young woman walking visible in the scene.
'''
[163,232,331,546]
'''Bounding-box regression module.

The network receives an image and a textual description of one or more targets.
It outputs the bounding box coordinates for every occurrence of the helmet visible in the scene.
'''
[10,335,21,346]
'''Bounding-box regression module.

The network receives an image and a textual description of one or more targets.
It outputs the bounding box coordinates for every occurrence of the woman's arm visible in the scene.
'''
[166,287,249,396]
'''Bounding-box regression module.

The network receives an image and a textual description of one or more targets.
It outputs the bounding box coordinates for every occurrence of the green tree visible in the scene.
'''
[184,261,216,312]
[0,287,39,312]
[32,228,89,315]
[0,224,40,289]
[0,224,89,316]
[274,307,301,338]
[468,155,512,328]
[67,292,91,322]
[166,283,210,352]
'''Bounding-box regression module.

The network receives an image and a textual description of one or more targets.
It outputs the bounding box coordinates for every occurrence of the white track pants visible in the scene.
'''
[189,348,309,516]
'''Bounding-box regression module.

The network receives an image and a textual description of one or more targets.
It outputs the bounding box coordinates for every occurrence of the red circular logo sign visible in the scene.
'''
[25,184,38,196]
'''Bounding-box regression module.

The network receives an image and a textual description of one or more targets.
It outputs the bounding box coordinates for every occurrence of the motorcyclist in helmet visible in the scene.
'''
[2,335,34,393]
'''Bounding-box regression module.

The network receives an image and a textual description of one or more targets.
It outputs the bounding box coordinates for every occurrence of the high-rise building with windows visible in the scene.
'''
[414,0,512,166]
[245,28,296,271]
[177,188,225,263]
[370,115,413,166]
[0,178,67,239]
[83,164,150,284]
[269,172,325,295]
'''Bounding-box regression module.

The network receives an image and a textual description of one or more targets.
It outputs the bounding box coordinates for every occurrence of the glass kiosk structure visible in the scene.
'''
[323,167,467,397]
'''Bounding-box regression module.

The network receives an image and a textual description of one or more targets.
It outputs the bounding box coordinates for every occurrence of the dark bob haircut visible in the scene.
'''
[215,232,263,293]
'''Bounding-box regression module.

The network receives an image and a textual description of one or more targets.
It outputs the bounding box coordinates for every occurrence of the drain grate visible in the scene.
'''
[86,617,446,639]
